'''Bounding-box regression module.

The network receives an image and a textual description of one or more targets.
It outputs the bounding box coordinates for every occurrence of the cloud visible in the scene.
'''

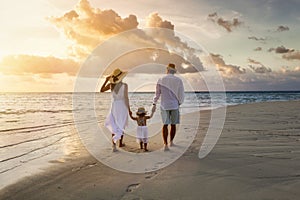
[48,0,139,58]
[282,51,300,60]
[280,66,300,74]
[248,58,272,73]
[276,25,290,32]
[0,55,79,76]
[254,47,262,51]
[222,70,300,91]
[267,45,300,61]
[209,53,246,76]
[271,66,300,88]
[146,13,174,30]
[0,73,75,92]
[105,48,201,74]
[248,36,266,42]
[207,12,243,32]
[219,65,300,91]
[48,0,204,74]
[268,45,294,53]
[247,58,262,65]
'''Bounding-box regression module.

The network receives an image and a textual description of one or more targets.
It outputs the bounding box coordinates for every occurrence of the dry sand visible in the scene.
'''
[1,101,300,200]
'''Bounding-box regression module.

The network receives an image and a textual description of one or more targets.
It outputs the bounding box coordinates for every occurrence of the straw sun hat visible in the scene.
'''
[108,68,128,84]
[136,107,147,115]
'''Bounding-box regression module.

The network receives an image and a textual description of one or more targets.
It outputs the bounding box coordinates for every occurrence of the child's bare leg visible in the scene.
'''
[144,143,148,152]
[139,141,143,149]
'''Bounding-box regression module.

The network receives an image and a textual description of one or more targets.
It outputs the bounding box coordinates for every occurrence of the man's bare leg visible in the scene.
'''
[170,124,176,146]
[162,125,169,150]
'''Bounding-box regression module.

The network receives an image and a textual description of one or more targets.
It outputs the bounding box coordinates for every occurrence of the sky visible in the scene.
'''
[0,0,299,92]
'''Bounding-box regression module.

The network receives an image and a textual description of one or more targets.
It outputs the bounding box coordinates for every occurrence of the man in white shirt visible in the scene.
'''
[153,63,185,151]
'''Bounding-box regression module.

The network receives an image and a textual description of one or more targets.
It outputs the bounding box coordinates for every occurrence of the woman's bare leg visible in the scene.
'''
[119,135,125,147]
[112,134,117,152]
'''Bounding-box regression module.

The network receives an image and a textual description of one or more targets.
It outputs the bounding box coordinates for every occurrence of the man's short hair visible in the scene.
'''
[167,63,176,74]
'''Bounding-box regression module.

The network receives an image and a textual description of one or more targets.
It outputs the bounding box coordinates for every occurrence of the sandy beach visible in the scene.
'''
[1,100,300,200]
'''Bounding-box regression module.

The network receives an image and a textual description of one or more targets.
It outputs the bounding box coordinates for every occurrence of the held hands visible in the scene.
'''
[151,104,156,113]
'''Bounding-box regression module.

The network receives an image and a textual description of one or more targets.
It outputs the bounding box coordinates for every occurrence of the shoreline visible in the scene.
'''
[1,100,300,199]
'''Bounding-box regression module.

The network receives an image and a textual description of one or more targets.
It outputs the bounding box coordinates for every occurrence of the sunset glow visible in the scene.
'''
[0,0,299,92]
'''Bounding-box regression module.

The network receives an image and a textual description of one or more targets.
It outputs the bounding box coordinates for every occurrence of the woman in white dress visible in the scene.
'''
[100,68,132,152]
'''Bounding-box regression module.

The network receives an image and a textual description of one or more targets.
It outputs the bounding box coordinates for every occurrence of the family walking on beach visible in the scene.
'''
[100,63,184,152]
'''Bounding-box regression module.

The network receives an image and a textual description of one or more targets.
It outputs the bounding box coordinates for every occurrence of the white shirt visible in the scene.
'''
[153,74,184,110]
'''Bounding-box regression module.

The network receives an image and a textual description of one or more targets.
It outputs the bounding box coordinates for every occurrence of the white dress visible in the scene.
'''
[105,83,128,143]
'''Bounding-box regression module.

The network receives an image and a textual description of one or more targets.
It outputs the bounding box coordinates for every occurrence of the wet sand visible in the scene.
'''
[0,101,300,200]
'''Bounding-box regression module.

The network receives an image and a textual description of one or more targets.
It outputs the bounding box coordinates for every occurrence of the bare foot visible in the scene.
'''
[112,144,117,152]
[164,145,169,151]
[170,141,175,147]
[119,143,126,147]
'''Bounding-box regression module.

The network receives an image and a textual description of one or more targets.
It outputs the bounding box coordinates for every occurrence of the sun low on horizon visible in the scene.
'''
[0,0,300,92]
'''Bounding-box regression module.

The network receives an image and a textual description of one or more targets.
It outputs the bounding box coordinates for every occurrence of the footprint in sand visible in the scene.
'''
[145,171,158,179]
[126,183,141,192]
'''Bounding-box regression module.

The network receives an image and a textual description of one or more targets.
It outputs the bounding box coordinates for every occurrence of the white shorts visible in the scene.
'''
[136,126,148,143]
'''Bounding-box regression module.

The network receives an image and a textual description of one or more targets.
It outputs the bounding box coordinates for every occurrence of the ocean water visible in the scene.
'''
[0,91,300,188]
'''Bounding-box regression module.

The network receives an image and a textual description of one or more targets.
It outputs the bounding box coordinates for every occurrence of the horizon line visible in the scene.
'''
[1,90,300,94]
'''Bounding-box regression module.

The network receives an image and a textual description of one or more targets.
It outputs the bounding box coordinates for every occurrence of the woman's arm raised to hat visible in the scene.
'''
[100,76,111,92]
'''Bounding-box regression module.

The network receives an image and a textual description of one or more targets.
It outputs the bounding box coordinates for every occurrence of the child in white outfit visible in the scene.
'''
[130,106,155,151]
